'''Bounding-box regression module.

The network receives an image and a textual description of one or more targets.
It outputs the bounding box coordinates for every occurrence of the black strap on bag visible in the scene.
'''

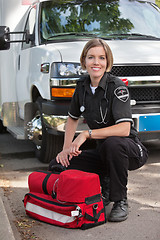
[35,170,55,195]
[83,194,106,228]
[85,207,105,223]
[84,194,105,223]
[36,166,65,197]
[37,166,64,195]
[42,172,53,195]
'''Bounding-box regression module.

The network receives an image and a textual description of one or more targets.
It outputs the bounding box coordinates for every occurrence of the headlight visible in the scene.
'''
[51,62,87,77]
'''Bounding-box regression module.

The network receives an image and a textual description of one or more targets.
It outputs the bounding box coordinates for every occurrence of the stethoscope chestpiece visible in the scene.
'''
[80,106,85,112]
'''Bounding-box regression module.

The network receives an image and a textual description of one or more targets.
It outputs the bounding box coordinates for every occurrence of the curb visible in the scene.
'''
[0,194,15,240]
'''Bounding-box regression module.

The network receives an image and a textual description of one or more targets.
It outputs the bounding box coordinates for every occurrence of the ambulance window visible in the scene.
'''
[22,5,36,49]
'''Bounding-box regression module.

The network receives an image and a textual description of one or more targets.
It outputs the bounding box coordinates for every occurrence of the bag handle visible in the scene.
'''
[49,164,66,173]
[51,178,59,199]
[52,178,67,204]
[42,167,62,195]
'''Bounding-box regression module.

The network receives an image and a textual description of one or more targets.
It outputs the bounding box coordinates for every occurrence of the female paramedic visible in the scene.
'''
[49,38,148,222]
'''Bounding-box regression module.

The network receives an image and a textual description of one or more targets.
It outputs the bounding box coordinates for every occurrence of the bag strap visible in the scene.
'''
[85,205,105,223]
[42,172,53,195]
[42,165,63,195]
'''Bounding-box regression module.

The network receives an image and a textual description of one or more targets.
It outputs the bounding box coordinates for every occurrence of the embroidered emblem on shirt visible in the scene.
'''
[114,86,129,102]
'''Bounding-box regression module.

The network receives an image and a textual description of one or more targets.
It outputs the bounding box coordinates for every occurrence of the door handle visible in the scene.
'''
[18,55,20,70]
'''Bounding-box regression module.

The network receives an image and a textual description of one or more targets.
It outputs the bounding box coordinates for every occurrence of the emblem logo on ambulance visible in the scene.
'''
[114,86,129,102]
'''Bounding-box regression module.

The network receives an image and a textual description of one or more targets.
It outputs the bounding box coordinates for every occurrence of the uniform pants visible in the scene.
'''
[49,136,148,202]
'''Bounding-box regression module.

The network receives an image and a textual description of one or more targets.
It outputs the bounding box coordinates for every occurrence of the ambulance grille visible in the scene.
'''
[129,86,160,103]
[110,65,160,103]
[111,65,160,76]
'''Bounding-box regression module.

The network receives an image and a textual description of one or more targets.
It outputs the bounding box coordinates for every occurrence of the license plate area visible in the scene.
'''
[139,115,160,132]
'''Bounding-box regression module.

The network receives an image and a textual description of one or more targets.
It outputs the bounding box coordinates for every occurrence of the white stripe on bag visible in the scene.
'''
[26,202,76,223]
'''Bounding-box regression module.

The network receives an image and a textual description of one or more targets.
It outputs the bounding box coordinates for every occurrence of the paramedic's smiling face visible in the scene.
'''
[85,46,107,86]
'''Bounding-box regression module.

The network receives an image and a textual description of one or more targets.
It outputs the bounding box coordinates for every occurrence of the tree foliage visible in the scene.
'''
[155,0,160,8]
[41,0,133,39]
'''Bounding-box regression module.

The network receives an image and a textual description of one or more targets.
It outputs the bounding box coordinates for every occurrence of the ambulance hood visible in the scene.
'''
[48,39,160,64]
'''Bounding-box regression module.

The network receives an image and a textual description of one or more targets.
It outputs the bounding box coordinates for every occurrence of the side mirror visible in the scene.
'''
[26,30,34,44]
[0,26,10,50]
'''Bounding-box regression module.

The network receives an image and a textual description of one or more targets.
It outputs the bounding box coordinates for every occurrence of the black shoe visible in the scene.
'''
[108,199,128,222]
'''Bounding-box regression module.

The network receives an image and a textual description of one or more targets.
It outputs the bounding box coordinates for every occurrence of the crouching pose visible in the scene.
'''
[49,38,148,222]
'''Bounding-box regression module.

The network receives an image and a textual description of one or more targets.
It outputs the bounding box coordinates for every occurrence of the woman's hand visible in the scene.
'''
[56,116,79,167]
[56,131,88,167]
[69,131,88,157]
[56,148,71,167]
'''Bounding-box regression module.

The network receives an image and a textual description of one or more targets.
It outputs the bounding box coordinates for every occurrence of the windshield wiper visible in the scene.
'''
[46,32,97,41]
[107,33,160,40]
[46,32,160,42]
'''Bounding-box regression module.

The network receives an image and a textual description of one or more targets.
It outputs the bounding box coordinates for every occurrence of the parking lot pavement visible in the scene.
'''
[0,132,160,240]
[0,132,35,240]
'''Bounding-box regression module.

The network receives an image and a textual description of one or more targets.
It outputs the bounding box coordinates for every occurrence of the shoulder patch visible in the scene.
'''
[114,86,129,102]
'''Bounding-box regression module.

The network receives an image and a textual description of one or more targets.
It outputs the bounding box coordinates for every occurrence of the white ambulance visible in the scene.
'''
[0,0,160,163]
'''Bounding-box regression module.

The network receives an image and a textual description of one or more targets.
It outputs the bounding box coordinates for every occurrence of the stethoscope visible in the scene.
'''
[80,83,109,124]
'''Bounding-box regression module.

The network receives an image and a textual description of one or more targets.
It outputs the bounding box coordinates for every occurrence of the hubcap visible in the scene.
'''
[27,114,42,149]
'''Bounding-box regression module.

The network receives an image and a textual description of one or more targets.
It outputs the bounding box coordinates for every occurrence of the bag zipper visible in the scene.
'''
[26,193,77,208]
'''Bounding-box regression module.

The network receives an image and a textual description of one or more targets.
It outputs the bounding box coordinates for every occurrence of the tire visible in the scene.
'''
[35,126,64,163]
[28,98,64,163]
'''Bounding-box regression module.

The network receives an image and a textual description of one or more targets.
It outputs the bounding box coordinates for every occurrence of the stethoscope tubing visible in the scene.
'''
[80,82,109,124]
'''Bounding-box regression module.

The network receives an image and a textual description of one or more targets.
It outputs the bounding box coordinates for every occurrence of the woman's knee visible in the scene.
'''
[100,136,125,153]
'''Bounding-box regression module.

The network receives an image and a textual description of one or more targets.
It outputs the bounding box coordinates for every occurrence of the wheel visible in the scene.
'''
[27,98,64,163]
[35,125,64,163]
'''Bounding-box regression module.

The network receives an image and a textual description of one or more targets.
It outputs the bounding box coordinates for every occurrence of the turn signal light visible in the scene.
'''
[51,88,75,98]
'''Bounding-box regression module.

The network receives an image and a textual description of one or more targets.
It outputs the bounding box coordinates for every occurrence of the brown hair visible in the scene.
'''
[80,38,113,72]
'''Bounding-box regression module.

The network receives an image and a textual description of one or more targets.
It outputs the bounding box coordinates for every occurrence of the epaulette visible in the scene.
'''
[108,73,126,87]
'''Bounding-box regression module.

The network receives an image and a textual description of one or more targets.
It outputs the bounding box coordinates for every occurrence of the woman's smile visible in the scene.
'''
[92,67,101,71]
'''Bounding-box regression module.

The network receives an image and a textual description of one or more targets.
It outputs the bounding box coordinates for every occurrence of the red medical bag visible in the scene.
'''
[24,169,106,229]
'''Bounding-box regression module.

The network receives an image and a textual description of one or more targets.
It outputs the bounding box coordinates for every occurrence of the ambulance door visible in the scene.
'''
[16,4,37,119]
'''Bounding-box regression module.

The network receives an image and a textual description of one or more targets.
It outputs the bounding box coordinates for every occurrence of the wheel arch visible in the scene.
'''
[31,85,42,103]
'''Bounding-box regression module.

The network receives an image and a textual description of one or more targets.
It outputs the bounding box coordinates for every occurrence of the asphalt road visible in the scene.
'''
[0,132,160,240]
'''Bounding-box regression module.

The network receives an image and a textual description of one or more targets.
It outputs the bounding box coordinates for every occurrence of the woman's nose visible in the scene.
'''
[94,58,99,64]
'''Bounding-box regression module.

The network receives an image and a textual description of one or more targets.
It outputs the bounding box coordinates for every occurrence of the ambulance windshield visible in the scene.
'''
[39,0,160,43]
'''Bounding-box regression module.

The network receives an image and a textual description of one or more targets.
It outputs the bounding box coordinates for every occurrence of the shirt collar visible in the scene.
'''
[82,72,111,92]
[98,72,108,90]
[82,75,92,94]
